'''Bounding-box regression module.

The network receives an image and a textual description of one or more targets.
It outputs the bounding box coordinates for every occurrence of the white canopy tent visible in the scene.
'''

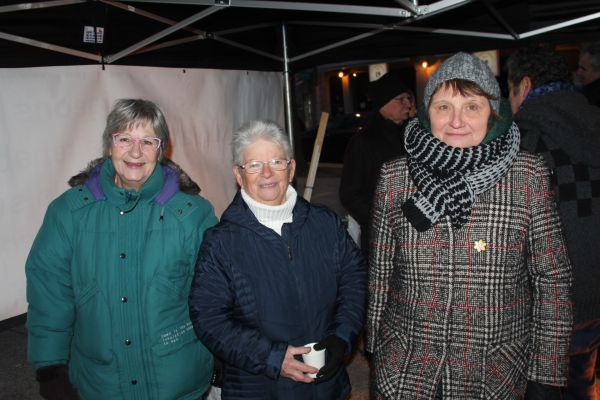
[2,0,600,321]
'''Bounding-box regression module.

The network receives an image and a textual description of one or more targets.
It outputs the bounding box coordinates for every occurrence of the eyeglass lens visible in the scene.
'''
[113,133,161,151]
[243,159,289,173]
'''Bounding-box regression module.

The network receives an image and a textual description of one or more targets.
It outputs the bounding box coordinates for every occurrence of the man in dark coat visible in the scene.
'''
[339,72,411,257]
[507,44,600,400]
[576,42,600,107]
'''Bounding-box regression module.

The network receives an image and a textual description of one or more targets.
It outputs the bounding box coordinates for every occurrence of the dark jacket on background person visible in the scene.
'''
[582,77,600,107]
[188,191,368,400]
[515,89,600,324]
[26,157,218,400]
[339,112,407,254]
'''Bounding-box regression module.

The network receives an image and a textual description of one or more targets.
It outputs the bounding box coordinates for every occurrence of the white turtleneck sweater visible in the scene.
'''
[241,186,297,235]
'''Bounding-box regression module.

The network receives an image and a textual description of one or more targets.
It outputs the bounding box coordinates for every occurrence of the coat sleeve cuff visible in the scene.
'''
[265,341,288,380]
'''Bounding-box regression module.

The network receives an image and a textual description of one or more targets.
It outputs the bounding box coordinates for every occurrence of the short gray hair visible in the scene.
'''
[102,99,170,162]
[231,120,293,166]
[582,42,600,71]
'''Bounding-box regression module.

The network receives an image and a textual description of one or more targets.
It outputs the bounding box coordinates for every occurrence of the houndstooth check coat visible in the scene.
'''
[366,151,573,400]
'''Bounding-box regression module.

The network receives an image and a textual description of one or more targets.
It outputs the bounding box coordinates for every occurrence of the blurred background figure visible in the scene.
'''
[26,99,218,400]
[576,42,600,107]
[339,72,411,259]
[507,44,600,400]
[189,120,367,400]
[408,89,418,119]
[367,53,572,400]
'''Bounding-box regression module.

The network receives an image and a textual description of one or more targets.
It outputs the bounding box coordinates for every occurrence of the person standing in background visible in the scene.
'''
[507,44,600,400]
[576,42,600,107]
[339,72,412,258]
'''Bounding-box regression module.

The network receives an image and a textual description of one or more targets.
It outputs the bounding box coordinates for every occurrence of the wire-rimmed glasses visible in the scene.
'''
[239,159,291,174]
[111,133,162,152]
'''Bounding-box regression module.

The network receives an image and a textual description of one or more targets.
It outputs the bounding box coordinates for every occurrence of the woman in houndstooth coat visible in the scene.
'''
[366,53,573,400]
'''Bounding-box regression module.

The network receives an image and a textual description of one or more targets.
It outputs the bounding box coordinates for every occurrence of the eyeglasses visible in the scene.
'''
[239,159,291,174]
[111,133,162,152]
[392,95,412,104]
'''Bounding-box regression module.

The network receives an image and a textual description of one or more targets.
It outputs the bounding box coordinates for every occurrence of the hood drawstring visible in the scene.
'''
[159,206,165,222]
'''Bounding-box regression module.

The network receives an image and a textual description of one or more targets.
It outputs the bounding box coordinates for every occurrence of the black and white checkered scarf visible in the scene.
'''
[401,117,520,231]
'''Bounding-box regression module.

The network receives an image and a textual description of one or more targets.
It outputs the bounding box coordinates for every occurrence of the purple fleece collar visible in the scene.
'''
[155,166,179,206]
[84,162,180,206]
[85,163,104,201]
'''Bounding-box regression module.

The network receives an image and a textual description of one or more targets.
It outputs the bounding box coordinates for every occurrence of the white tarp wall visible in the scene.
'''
[0,65,284,321]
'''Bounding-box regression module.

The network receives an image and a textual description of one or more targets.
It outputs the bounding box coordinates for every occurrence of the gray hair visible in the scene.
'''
[102,99,170,162]
[581,42,600,71]
[231,120,293,166]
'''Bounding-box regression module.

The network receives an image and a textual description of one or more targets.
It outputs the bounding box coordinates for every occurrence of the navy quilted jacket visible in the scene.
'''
[189,190,367,400]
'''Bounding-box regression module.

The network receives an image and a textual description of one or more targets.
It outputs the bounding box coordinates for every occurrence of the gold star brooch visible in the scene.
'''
[474,239,487,252]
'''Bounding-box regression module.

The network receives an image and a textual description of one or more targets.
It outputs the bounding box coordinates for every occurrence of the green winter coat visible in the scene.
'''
[26,157,218,400]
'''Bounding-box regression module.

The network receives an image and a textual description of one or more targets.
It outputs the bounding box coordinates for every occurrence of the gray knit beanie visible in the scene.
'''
[423,52,500,113]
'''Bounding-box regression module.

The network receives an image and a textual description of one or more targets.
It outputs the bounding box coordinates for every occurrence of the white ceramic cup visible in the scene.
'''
[301,342,325,378]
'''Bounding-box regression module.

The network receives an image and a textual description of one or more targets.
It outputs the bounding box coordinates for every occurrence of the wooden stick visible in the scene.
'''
[303,112,329,202]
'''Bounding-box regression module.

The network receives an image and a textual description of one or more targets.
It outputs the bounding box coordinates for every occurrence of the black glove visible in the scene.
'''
[524,381,562,400]
[36,364,79,400]
[313,335,346,383]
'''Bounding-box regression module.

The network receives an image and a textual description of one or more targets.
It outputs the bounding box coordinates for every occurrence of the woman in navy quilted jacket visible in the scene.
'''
[189,120,367,400]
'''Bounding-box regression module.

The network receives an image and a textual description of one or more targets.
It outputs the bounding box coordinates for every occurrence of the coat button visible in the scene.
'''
[120,253,126,259]
[178,209,182,214]
[187,203,192,207]
[121,297,127,302]
[119,211,124,215]
[131,380,137,385]
[84,197,88,201]
[125,340,131,345]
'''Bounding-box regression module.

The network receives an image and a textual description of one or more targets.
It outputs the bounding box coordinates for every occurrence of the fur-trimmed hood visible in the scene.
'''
[68,157,201,194]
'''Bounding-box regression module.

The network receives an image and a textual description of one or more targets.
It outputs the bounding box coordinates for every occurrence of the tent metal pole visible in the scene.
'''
[519,11,600,39]
[123,0,411,17]
[212,36,284,61]
[289,28,385,63]
[100,0,206,36]
[281,22,294,153]
[0,0,84,14]
[478,0,519,40]
[104,5,222,63]
[213,23,277,36]
[0,31,102,61]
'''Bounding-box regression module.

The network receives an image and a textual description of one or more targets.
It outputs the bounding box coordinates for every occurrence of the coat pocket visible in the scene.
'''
[152,319,198,357]
[372,325,409,399]
[151,319,213,399]
[73,280,114,364]
[484,336,530,399]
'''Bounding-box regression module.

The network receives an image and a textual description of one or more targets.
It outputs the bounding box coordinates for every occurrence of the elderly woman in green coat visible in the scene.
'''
[26,99,218,400]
